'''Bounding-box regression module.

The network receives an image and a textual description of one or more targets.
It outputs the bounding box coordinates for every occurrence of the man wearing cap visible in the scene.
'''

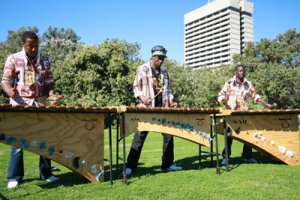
[124,45,182,175]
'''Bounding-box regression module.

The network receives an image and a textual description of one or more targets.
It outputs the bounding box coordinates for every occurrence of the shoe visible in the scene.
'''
[244,158,258,163]
[51,166,60,172]
[45,175,60,182]
[166,164,182,171]
[221,158,229,165]
[7,180,19,189]
[123,168,132,176]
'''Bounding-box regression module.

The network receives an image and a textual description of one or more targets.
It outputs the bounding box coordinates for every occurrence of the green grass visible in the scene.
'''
[1,130,300,200]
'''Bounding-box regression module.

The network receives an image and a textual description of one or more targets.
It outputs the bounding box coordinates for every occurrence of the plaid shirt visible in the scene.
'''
[133,61,173,107]
[218,75,261,110]
[1,48,54,106]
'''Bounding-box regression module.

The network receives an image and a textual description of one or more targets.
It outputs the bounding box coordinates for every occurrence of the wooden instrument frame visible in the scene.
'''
[218,109,300,166]
[0,104,117,183]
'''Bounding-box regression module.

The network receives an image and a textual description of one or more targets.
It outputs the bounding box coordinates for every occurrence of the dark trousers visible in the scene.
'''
[222,136,253,159]
[126,131,174,170]
[7,146,53,182]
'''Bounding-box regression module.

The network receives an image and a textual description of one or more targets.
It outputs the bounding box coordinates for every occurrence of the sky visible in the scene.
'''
[1,0,299,64]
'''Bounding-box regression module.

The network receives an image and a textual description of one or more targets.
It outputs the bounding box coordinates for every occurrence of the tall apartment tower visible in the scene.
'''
[184,0,253,69]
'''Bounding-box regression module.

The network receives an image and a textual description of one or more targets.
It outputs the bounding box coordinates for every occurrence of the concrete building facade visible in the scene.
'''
[184,0,253,69]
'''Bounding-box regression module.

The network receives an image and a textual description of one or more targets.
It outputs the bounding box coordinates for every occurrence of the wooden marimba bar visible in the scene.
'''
[218,109,300,166]
[0,104,117,183]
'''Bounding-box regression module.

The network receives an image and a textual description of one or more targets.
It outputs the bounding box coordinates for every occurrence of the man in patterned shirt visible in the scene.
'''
[218,64,272,165]
[123,45,182,176]
[2,31,60,189]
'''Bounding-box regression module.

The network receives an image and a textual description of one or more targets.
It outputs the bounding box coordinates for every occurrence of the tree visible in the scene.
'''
[54,39,141,107]
[234,28,300,109]
[41,26,81,67]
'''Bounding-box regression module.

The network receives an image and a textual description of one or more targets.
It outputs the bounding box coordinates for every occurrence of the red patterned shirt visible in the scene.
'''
[133,61,173,107]
[218,75,261,110]
[2,48,54,105]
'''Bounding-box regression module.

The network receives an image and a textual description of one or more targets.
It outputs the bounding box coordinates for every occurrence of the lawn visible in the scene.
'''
[1,129,300,200]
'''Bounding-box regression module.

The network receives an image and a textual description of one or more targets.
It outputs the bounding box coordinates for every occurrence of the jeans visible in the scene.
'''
[7,146,53,182]
[126,131,174,170]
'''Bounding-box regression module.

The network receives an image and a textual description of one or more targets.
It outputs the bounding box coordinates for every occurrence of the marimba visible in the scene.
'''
[118,106,220,146]
[2,104,298,184]
[218,109,300,166]
[0,104,117,183]
[116,106,221,183]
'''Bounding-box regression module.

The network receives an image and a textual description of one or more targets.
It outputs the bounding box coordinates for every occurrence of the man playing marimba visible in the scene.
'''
[1,31,60,189]
[124,45,182,175]
[218,64,273,165]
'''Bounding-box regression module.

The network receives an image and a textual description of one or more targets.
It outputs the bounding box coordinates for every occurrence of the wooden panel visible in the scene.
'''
[0,111,104,183]
[122,112,212,147]
[225,113,300,166]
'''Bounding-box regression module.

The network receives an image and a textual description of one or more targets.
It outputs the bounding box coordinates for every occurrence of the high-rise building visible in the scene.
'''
[184,0,253,69]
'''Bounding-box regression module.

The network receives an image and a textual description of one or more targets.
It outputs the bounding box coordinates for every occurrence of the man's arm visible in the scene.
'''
[1,82,15,98]
[218,82,229,104]
[249,81,273,109]
[257,98,273,108]
[133,66,152,106]
[1,55,16,98]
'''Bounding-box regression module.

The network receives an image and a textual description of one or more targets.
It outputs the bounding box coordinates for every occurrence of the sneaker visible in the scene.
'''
[166,164,182,171]
[51,166,60,172]
[45,175,60,182]
[221,158,229,165]
[123,168,132,176]
[7,180,19,189]
[244,158,258,163]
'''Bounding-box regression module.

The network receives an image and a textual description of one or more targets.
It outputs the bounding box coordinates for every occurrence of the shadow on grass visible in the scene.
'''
[38,151,286,187]
[112,151,286,181]
[37,172,89,189]
[0,193,9,200]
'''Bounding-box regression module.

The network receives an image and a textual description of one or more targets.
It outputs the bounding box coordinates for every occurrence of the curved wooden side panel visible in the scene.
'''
[225,114,300,166]
[122,112,212,147]
[0,111,104,183]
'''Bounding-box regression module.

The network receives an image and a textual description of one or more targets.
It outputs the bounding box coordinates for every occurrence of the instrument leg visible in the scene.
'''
[121,113,128,184]
[213,115,220,174]
[223,118,229,171]
[116,114,120,178]
[108,114,113,185]
[199,144,202,169]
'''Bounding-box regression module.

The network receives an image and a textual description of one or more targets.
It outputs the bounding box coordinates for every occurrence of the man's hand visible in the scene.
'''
[169,99,178,108]
[49,95,62,105]
[7,88,16,98]
[264,103,273,109]
[222,96,229,104]
[139,96,152,106]
[2,83,16,98]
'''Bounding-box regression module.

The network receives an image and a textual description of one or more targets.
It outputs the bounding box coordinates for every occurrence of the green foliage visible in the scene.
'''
[235,28,300,109]
[0,27,299,108]
[165,60,233,108]
[55,40,141,106]
[41,26,81,67]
